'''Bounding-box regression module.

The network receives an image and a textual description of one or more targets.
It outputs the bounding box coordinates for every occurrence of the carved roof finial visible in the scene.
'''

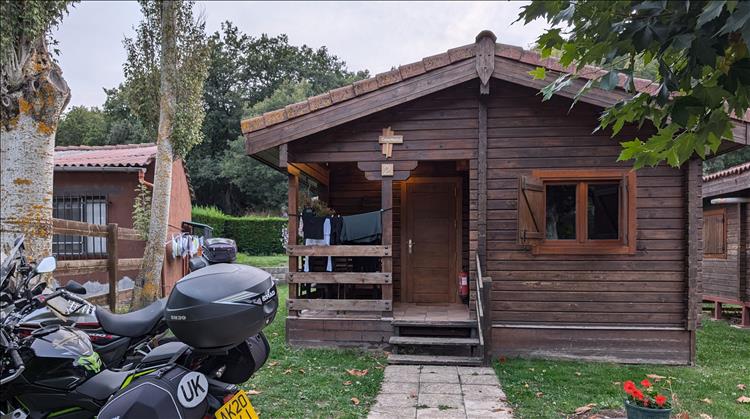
[475,30,497,43]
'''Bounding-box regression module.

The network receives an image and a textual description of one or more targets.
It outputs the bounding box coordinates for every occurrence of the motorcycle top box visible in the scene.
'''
[203,237,237,263]
[165,264,278,350]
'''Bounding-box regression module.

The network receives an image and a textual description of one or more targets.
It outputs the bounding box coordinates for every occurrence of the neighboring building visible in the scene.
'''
[241,31,749,365]
[53,143,192,296]
[702,161,750,327]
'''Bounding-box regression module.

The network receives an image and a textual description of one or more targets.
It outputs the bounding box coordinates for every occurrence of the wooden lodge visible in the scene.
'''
[702,161,750,327]
[242,31,750,365]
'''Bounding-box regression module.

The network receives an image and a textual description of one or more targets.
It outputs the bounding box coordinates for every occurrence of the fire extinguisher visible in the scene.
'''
[459,271,469,304]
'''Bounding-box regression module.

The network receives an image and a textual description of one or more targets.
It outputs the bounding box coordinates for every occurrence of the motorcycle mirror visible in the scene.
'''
[34,257,57,274]
[64,281,86,295]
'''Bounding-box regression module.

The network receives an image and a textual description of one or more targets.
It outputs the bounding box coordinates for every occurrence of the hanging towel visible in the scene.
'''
[301,208,325,240]
[341,210,382,244]
[304,218,332,272]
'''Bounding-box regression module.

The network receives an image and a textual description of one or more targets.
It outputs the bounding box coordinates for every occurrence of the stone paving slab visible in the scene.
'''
[368,365,513,418]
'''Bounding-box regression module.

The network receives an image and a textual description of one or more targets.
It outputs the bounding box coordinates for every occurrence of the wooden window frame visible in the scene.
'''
[532,169,637,255]
[703,207,727,259]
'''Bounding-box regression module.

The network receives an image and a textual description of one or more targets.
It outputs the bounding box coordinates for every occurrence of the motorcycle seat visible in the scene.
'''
[96,299,165,337]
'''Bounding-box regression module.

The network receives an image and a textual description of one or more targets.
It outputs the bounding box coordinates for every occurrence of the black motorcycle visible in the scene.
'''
[1,236,278,418]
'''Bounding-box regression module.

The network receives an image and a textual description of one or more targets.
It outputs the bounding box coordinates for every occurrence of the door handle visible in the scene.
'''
[408,239,415,254]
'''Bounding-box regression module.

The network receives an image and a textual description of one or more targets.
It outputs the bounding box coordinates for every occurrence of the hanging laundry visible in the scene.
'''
[304,218,332,272]
[340,210,382,244]
[329,216,343,245]
[301,208,325,240]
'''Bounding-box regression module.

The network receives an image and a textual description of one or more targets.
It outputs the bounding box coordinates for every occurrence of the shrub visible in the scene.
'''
[191,206,286,255]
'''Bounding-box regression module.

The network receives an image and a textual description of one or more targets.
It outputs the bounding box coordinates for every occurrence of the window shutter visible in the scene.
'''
[620,174,629,246]
[517,175,545,245]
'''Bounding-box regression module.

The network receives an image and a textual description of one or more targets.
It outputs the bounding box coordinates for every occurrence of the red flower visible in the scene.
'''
[655,394,667,407]
[641,379,652,388]
[632,389,644,401]
[623,380,636,392]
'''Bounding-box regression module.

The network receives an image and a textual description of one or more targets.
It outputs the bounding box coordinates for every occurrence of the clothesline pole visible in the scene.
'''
[288,172,300,317]
[381,178,393,315]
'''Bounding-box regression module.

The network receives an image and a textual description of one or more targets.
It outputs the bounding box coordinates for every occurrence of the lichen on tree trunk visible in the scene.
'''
[131,0,178,309]
[1,37,70,263]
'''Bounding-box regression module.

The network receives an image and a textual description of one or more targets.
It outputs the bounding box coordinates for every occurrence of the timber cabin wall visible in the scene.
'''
[283,78,693,364]
[484,79,690,364]
[702,203,742,301]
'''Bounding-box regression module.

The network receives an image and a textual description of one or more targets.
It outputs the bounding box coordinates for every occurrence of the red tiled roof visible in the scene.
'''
[703,161,750,182]
[54,143,157,168]
[241,34,750,135]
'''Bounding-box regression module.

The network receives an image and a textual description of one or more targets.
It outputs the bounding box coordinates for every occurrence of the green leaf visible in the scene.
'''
[697,0,726,28]
[529,67,546,80]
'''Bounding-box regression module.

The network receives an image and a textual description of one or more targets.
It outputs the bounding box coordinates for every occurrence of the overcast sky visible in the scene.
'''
[53,1,547,108]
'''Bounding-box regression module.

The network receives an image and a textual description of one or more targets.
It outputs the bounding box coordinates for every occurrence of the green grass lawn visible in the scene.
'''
[243,284,386,418]
[494,318,750,418]
[236,253,288,268]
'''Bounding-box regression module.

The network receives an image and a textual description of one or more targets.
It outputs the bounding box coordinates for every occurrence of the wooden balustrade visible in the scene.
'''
[286,245,393,317]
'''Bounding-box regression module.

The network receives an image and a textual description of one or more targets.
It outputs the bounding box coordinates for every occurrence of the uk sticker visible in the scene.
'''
[178,371,208,408]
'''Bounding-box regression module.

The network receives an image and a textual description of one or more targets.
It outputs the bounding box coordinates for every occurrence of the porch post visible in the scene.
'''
[686,158,703,365]
[381,177,393,316]
[288,171,299,317]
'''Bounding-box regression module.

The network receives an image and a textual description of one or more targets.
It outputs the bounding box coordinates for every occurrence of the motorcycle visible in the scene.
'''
[1,236,278,418]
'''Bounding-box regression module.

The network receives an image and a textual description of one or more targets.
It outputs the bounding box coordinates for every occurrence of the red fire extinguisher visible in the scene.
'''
[459,271,469,304]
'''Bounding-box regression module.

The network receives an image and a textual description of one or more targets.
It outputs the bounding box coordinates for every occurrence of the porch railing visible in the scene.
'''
[285,245,393,315]
[52,218,144,311]
[474,254,492,364]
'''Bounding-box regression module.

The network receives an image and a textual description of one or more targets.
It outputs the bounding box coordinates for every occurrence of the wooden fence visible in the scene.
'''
[285,245,393,315]
[53,218,144,311]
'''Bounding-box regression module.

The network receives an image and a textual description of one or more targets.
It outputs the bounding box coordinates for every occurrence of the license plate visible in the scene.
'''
[215,390,259,419]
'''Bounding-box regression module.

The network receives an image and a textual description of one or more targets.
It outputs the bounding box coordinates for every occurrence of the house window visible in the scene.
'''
[703,208,726,259]
[518,169,636,254]
[52,195,108,258]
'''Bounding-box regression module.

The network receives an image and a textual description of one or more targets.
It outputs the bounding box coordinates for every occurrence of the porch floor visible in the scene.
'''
[394,303,471,323]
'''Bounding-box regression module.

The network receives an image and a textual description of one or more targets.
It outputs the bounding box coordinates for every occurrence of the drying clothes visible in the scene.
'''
[304,218,332,272]
[329,216,343,245]
[301,208,325,240]
[340,210,382,244]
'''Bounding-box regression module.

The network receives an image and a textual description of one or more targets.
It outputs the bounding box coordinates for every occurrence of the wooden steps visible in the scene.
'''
[388,316,483,366]
[387,354,482,366]
[389,336,480,346]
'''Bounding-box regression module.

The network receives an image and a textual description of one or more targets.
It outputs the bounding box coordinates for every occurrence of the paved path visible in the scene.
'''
[368,365,513,419]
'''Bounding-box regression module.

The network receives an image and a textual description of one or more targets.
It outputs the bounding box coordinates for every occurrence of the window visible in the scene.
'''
[703,208,726,259]
[518,169,636,254]
[52,195,108,258]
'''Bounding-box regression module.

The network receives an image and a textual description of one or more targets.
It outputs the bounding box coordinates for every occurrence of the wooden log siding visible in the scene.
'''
[703,204,741,300]
[482,79,689,363]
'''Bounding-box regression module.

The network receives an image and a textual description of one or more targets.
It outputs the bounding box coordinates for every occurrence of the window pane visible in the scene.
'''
[587,183,619,240]
[546,184,576,240]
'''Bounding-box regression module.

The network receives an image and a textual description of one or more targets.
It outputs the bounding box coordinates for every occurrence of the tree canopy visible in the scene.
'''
[519,0,750,168]
[122,0,208,159]
[187,23,367,215]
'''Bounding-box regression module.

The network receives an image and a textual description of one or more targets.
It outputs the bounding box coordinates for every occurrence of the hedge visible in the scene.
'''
[192,206,286,255]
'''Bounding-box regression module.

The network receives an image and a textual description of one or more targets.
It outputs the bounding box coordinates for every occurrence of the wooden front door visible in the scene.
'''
[402,177,461,303]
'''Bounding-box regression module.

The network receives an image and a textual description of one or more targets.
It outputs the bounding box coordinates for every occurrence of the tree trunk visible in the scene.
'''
[132,0,178,309]
[1,37,70,263]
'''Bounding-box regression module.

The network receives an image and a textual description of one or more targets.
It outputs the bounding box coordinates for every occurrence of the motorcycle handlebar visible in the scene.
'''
[0,330,25,385]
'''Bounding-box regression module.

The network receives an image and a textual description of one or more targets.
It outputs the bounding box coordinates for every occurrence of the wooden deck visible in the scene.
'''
[394,303,471,323]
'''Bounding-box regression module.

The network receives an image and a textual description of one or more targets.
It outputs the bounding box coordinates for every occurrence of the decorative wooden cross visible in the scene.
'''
[378,127,403,159]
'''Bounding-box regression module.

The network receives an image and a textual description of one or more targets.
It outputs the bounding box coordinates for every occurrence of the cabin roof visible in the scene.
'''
[242,31,749,154]
[54,143,158,168]
[703,161,750,182]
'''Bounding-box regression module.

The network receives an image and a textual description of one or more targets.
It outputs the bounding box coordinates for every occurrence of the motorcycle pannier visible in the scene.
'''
[165,264,278,350]
[98,365,209,419]
[203,238,237,263]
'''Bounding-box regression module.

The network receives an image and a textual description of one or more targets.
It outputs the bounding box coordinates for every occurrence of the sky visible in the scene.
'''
[52,1,548,108]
